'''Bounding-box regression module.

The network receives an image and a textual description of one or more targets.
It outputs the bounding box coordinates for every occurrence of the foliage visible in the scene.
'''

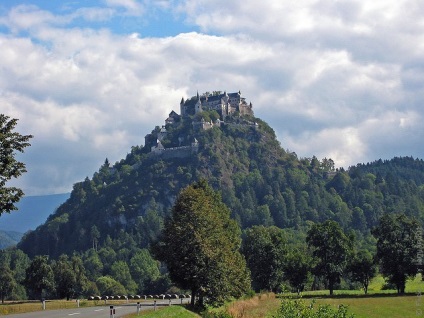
[284,247,312,294]
[52,254,89,300]
[24,255,54,299]
[372,213,420,293]
[9,110,424,299]
[347,250,377,294]
[0,114,32,216]
[153,180,251,307]
[273,298,354,318]
[110,261,137,294]
[53,255,77,300]
[17,110,424,266]
[129,249,160,293]
[95,276,126,295]
[0,265,16,303]
[242,225,287,292]
[307,220,353,295]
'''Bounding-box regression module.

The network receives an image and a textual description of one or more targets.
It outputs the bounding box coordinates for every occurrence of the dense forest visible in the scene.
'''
[2,108,424,301]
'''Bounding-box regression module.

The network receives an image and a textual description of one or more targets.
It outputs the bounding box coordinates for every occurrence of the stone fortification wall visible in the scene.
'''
[149,144,199,160]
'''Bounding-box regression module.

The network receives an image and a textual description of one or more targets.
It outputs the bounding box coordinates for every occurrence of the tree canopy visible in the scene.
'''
[242,225,286,292]
[0,114,32,216]
[307,220,353,295]
[372,213,420,293]
[24,255,54,299]
[154,180,251,307]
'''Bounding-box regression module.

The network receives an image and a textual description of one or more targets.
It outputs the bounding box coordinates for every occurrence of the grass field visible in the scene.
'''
[313,294,422,318]
[123,305,200,318]
[2,275,423,317]
[0,299,141,316]
[0,300,91,315]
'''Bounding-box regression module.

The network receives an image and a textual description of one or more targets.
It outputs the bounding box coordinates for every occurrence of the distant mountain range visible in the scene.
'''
[0,193,70,247]
[0,230,24,249]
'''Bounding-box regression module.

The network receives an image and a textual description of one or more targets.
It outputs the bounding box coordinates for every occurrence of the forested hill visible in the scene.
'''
[17,111,424,258]
[0,231,23,249]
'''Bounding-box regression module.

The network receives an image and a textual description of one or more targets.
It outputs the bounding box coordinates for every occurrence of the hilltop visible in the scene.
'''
[17,91,424,259]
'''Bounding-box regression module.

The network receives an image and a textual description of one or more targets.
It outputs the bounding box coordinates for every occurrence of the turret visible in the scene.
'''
[180,97,185,116]
[195,91,202,114]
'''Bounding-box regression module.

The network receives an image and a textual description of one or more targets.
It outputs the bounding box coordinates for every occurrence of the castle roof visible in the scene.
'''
[182,91,242,105]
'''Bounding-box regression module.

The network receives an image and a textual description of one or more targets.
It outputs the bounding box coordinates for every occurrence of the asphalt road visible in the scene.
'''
[3,299,185,318]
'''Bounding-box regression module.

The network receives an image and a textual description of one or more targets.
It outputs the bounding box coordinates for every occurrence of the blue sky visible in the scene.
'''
[2,0,424,195]
[0,0,197,37]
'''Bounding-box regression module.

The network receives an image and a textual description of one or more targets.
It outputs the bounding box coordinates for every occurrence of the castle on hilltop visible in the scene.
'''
[180,90,253,119]
[145,90,255,159]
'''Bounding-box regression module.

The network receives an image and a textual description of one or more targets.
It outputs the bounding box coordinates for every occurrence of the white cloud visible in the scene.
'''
[104,0,144,15]
[2,1,424,194]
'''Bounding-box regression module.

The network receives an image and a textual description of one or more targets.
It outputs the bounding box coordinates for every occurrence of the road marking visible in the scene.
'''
[94,308,104,311]
[68,313,81,316]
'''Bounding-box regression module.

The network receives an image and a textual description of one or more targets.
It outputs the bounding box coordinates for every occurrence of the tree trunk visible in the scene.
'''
[190,289,196,307]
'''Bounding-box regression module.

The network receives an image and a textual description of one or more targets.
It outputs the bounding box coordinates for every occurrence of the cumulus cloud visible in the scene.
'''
[2,0,424,194]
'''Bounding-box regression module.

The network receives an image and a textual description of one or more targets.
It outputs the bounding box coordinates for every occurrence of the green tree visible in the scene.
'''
[242,225,286,292]
[306,220,352,295]
[110,261,137,294]
[154,180,251,307]
[372,213,420,294]
[24,255,54,299]
[53,255,76,300]
[95,276,126,295]
[71,255,89,298]
[284,248,311,295]
[129,249,160,293]
[9,249,30,284]
[0,265,16,303]
[347,250,376,294]
[0,114,33,216]
[83,249,104,280]
[90,225,100,251]
[0,248,30,300]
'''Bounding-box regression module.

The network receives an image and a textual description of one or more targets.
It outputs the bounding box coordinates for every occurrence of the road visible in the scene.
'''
[3,299,186,318]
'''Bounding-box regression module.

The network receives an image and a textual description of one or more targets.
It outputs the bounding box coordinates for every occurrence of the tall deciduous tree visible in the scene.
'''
[110,261,137,294]
[154,180,251,307]
[306,220,352,295]
[372,213,420,294]
[0,265,15,303]
[129,249,160,293]
[24,255,54,299]
[284,247,311,295]
[0,114,32,216]
[71,255,89,298]
[347,250,376,294]
[53,255,76,300]
[242,225,286,292]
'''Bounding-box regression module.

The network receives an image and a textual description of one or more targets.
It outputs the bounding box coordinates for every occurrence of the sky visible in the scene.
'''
[1,0,424,196]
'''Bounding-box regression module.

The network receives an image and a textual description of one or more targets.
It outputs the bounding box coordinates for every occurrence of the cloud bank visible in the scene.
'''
[1,1,423,194]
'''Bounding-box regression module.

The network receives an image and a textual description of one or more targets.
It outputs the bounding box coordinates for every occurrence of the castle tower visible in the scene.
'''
[180,97,185,116]
[195,91,202,114]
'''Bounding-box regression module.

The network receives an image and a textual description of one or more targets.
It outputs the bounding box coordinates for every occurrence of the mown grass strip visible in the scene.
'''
[123,305,200,318]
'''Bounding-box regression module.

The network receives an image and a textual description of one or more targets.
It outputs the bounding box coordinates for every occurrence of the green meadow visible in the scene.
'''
[113,275,424,318]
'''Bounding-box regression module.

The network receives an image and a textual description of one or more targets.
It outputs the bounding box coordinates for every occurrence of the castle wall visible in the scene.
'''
[149,144,199,159]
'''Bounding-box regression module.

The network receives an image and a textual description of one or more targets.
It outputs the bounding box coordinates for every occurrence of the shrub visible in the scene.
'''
[273,298,354,318]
